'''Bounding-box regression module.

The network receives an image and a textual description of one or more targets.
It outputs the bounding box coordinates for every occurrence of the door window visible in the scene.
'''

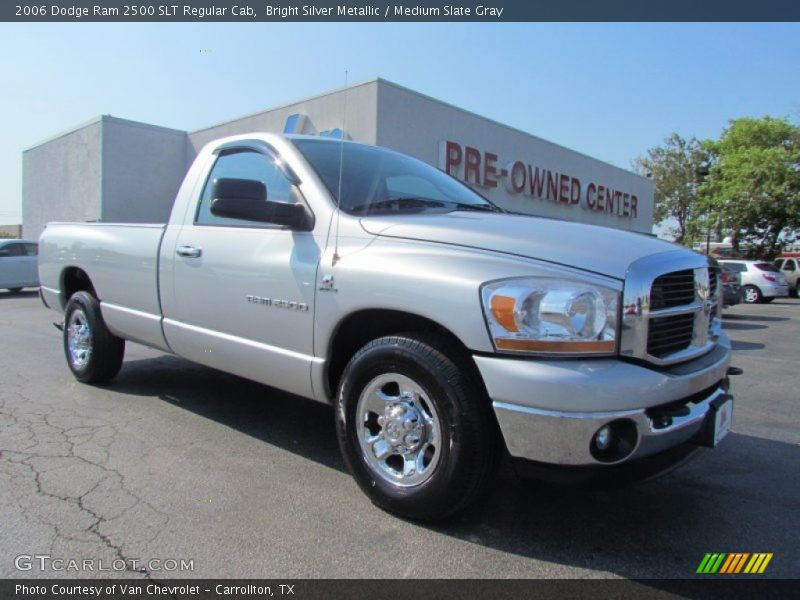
[195,149,296,227]
[0,243,25,257]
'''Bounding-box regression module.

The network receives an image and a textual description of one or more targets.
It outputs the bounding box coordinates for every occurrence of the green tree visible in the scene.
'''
[699,116,800,258]
[634,133,707,244]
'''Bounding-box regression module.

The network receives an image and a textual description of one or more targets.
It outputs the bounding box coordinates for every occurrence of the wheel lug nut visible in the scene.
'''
[377,416,385,426]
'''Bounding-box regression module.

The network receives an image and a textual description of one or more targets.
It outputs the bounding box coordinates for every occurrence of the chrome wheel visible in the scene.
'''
[743,286,760,304]
[356,373,442,487]
[66,308,92,369]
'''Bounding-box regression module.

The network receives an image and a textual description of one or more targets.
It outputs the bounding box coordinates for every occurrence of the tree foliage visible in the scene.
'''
[699,116,800,258]
[634,133,706,243]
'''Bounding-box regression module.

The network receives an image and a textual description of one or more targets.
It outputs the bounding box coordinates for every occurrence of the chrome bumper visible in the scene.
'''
[476,338,733,466]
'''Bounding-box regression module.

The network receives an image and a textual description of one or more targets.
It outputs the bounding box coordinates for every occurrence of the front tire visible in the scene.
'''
[63,291,125,383]
[742,285,762,304]
[336,334,500,522]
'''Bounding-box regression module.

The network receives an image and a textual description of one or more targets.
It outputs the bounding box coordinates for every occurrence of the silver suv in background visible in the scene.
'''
[0,240,39,293]
[719,259,789,304]
[774,256,800,297]
[720,263,742,307]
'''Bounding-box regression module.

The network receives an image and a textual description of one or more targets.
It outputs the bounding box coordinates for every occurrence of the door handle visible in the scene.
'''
[176,245,202,258]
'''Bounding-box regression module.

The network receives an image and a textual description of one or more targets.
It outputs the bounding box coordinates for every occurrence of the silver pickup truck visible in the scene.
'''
[39,133,735,521]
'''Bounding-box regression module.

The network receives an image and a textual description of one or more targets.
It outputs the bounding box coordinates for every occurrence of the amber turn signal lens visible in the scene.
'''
[494,338,616,353]
[490,295,518,332]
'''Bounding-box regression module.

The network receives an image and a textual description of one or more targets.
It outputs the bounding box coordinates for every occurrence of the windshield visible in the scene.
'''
[292,139,500,215]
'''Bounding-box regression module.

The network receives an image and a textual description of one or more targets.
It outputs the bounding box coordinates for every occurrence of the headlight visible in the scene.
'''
[481,277,619,355]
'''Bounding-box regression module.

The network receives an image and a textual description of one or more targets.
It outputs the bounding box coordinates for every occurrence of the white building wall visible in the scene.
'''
[188,81,379,155]
[22,78,654,237]
[23,119,104,240]
[101,117,189,224]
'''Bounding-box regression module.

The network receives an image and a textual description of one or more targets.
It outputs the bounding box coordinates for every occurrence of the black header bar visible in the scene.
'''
[1,579,796,600]
[4,0,800,22]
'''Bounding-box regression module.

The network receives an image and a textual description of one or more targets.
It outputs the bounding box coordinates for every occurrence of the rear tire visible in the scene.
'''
[742,285,762,304]
[336,334,501,522]
[761,297,775,304]
[63,291,125,383]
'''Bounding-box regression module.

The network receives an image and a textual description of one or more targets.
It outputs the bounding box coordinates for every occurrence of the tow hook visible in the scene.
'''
[727,367,743,376]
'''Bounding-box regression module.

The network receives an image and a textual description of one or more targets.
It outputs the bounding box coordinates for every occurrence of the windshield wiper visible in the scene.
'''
[349,197,448,214]
[452,203,504,213]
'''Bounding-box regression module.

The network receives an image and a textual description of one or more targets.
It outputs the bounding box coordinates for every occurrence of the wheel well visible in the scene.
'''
[325,309,477,399]
[61,267,97,307]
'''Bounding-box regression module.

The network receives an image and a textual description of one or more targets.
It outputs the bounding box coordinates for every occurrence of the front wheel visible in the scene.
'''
[742,285,762,304]
[336,334,500,522]
[63,292,125,383]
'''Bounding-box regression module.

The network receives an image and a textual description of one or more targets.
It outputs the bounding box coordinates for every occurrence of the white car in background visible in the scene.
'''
[0,239,39,292]
[718,259,789,304]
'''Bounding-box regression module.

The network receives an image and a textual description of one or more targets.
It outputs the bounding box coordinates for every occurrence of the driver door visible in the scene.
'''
[164,144,321,398]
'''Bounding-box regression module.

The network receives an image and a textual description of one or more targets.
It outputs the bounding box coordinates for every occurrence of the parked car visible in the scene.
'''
[718,259,789,304]
[720,263,742,307]
[38,134,736,521]
[774,255,800,297]
[0,239,39,292]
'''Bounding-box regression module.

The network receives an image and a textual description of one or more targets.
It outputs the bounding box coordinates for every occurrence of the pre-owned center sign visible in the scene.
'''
[439,140,639,220]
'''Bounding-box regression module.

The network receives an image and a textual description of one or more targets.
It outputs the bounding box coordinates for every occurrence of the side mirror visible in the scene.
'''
[209,178,311,230]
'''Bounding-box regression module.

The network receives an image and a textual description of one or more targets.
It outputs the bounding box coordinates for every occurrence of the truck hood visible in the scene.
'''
[360,212,687,280]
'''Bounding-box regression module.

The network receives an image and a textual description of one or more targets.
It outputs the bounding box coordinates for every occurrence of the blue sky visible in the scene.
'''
[1,22,798,226]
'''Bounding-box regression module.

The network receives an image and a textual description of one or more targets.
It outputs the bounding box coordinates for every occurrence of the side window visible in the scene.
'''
[25,243,38,256]
[725,262,745,273]
[775,259,784,269]
[2,243,26,257]
[195,149,295,227]
[786,260,797,272]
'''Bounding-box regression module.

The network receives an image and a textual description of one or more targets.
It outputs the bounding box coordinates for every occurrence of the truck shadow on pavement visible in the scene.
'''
[0,290,38,300]
[112,355,345,472]
[442,432,799,579]
[723,313,790,323]
[720,322,767,331]
[112,354,798,579]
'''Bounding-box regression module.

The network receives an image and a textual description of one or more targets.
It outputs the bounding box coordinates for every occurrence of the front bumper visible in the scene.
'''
[476,337,733,466]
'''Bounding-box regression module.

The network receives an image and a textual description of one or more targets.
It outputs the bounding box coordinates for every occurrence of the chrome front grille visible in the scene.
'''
[650,269,695,310]
[621,252,722,367]
[647,313,694,358]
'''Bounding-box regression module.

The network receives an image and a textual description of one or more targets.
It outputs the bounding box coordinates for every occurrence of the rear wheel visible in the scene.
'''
[742,285,762,304]
[336,334,500,522]
[63,292,125,383]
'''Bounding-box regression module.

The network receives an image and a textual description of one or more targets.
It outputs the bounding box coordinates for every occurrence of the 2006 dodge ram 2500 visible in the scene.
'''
[39,134,736,521]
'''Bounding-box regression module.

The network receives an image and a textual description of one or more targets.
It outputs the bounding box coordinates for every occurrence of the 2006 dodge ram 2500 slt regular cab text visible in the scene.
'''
[39,134,736,521]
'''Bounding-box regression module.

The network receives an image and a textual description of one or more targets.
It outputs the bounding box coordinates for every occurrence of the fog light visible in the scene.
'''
[595,425,612,450]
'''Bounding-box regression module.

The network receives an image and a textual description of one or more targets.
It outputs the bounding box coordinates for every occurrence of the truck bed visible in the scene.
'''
[39,222,168,349]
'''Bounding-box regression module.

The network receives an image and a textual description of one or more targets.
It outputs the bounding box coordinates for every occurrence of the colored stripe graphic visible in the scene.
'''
[697,553,727,573]
[744,553,773,574]
[699,553,773,574]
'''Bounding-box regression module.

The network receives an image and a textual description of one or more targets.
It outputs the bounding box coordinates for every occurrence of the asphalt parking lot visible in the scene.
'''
[1,291,798,579]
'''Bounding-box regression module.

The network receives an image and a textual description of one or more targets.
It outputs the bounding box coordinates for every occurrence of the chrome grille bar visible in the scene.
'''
[621,251,722,366]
